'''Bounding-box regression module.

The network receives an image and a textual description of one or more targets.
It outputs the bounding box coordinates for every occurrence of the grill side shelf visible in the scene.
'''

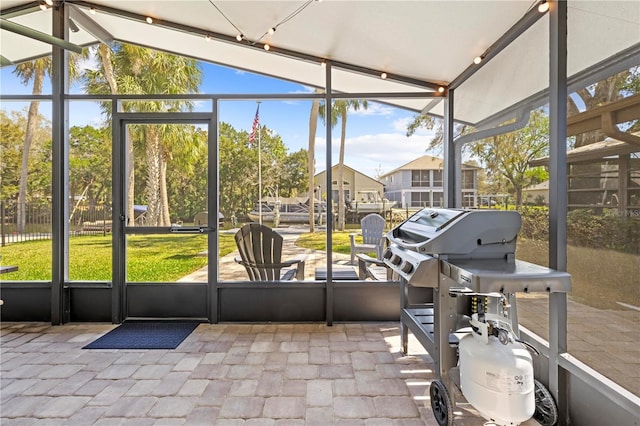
[442,258,572,294]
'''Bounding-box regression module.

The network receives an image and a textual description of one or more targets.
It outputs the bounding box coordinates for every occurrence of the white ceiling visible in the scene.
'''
[1,0,639,125]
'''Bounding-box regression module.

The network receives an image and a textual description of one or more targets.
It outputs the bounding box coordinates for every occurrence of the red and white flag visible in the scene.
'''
[248,105,260,143]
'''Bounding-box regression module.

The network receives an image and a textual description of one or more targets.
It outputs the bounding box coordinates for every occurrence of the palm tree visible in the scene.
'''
[13,59,49,233]
[307,90,321,232]
[13,53,85,233]
[85,43,202,226]
[319,99,368,230]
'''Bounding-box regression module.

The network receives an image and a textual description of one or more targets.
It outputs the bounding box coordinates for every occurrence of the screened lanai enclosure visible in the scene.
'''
[1,1,639,425]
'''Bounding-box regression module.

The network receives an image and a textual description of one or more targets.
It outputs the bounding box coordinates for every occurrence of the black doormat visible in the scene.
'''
[83,321,200,350]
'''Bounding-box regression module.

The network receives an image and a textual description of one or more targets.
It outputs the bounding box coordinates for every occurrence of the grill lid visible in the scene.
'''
[388,208,521,258]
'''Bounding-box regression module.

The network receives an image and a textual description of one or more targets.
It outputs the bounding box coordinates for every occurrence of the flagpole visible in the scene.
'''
[257,101,262,225]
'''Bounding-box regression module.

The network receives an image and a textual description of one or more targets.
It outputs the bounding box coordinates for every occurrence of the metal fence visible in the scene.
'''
[1,201,112,246]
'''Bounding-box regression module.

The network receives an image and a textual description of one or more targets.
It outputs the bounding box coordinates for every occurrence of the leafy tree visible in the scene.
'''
[218,121,303,220]
[279,149,309,197]
[68,125,112,215]
[0,110,26,200]
[469,110,550,207]
[0,109,52,204]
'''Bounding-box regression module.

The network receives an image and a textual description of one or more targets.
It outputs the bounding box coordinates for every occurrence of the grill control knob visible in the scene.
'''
[400,261,413,274]
[390,255,402,266]
[383,249,393,260]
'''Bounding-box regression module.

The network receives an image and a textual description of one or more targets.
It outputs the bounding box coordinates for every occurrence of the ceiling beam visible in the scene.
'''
[68,4,114,46]
[0,17,83,53]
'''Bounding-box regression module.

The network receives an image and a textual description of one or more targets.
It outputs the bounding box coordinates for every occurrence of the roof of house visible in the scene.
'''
[379,155,480,178]
[315,164,383,187]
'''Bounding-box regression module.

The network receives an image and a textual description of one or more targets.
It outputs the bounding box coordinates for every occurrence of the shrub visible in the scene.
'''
[519,207,640,254]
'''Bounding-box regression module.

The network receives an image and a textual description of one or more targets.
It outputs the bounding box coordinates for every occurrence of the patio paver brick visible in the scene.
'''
[0,321,529,425]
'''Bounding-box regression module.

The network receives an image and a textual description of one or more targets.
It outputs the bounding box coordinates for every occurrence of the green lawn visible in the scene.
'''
[0,233,237,281]
[295,231,354,255]
[3,231,637,310]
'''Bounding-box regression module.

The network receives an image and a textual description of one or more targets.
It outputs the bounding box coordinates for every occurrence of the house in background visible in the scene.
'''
[315,165,385,208]
[524,180,550,205]
[379,155,480,208]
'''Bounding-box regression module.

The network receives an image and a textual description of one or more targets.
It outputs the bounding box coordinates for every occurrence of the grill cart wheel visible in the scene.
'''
[533,379,558,426]
[430,380,453,426]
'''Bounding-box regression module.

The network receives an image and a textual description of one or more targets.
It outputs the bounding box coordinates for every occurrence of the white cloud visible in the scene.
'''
[349,103,395,117]
[313,129,437,178]
[392,116,434,136]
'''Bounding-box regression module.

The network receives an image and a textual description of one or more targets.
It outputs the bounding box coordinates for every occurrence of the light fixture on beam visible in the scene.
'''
[146,16,153,24]
[380,72,387,79]
[538,0,550,13]
[44,0,53,5]
[68,19,80,33]
[236,34,243,41]
[268,27,276,35]
[39,2,48,11]
[438,87,445,93]
[473,56,482,65]
[264,44,270,51]
[89,8,96,15]
[205,34,212,41]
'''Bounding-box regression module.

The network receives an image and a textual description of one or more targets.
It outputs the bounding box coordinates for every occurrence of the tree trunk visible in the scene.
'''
[17,63,44,234]
[307,95,320,232]
[338,111,347,231]
[160,153,171,226]
[145,126,163,225]
[98,45,135,225]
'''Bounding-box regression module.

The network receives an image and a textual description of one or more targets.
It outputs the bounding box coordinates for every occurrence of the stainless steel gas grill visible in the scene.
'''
[383,208,571,426]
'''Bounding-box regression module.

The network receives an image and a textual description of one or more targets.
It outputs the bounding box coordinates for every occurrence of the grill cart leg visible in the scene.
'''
[430,379,454,426]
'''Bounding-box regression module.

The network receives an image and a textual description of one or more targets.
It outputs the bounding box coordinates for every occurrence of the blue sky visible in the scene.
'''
[1,61,437,178]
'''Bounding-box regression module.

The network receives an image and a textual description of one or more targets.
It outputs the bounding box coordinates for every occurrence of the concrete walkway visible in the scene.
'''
[181,226,353,282]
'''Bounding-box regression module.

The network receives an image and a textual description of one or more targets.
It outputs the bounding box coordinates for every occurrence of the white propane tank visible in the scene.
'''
[459,330,535,426]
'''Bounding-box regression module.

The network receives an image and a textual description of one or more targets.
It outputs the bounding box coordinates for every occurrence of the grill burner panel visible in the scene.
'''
[382,247,438,287]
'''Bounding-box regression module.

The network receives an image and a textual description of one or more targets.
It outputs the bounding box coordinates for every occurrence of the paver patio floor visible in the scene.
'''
[1,321,543,425]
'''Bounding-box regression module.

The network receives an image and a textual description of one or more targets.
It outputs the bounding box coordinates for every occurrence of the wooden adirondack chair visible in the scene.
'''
[349,213,386,265]
[234,223,306,281]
